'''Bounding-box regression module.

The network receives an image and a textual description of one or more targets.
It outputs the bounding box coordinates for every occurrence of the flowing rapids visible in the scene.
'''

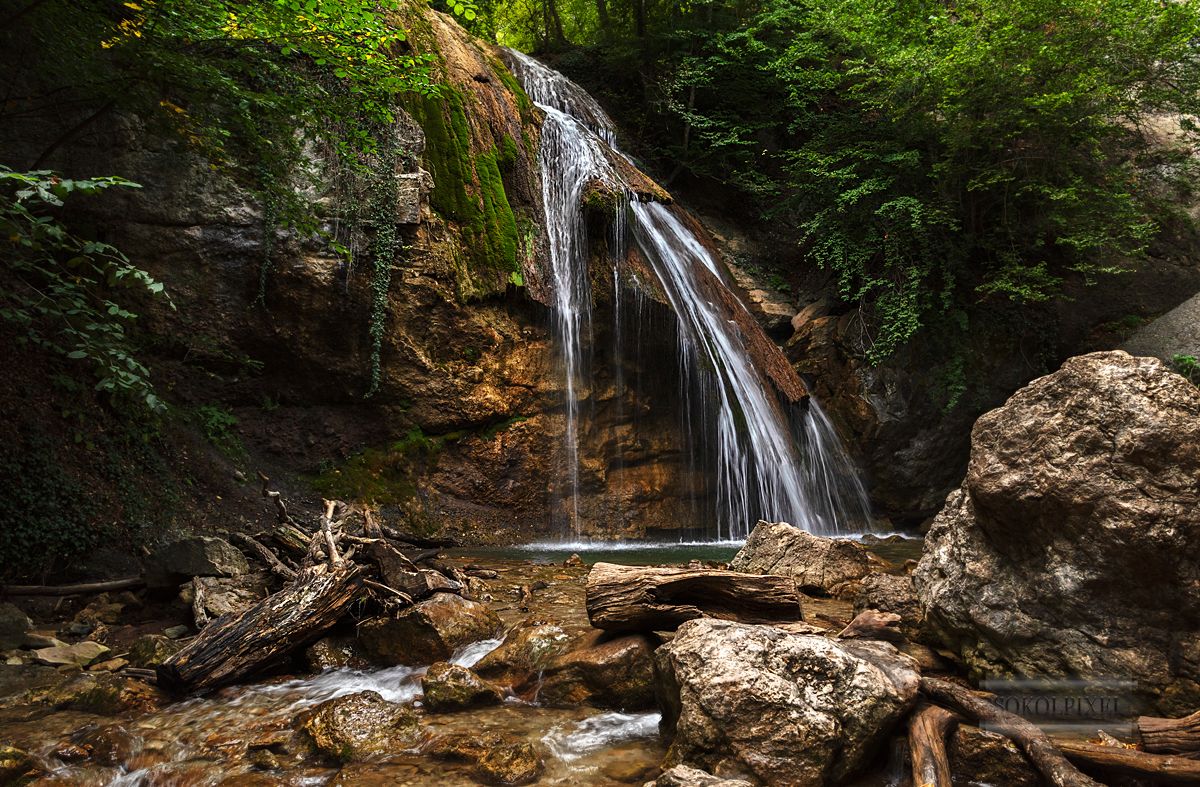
[505,49,872,539]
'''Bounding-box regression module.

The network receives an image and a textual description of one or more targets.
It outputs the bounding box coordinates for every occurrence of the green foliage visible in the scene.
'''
[365,138,402,398]
[0,437,92,574]
[0,168,170,411]
[193,404,245,459]
[1173,354,1199,384]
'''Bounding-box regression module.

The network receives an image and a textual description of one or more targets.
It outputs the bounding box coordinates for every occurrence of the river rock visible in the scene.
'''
[0,604,32,651]
[645,765,753,787]
[146,536,249,587]
[948,724,1038,787]
[656,618,919,786]
[300,691,423,762]
[914,351,1200,713]
[730,521,888,598]
[0,744,34,783]
[537,631,657,710]
[33,640,110,668]
[421,662,504,711]
[305,635,369,672]
[358,594,502,666]
[473,617,572,684]
[427,731,543,785]
[127,635,183,668]
[853,573,924,642]
[33,671,166,714]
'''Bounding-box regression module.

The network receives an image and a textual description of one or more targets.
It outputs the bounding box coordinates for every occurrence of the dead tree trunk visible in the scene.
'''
[157,565,365,692]
[1139,710,1200,755]
[585,562,801,632]
[1057,740,1200,785]
[909,703,957,787]
[920,677,1103,787]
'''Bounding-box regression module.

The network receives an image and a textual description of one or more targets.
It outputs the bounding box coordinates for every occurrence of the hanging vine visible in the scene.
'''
[364,134,401,398]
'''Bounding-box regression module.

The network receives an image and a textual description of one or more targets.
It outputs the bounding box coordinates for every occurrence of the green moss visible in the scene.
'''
[489,56,535,122]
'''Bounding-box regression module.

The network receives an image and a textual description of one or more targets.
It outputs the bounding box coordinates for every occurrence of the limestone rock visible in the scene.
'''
[33,640,110,668]
[358,594,502,666]
[473,618,571,684]
[427,731,543,785]
[655,619,919,786]
[645,765,753,787]
[421,661,504,711]
[914,351,1200,713]
[0,604,32,651]
[948,724,1039,787]
[731,521,888,598]
[183,571,273,626]
[300,691,423,762]
[537,631,657,710]
[147,536,249,587]
[126,634,182,668]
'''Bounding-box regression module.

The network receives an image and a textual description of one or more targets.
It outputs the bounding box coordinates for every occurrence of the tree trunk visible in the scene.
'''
[1139,710,1200,755]
[157,565,365,692]
[920,677,1103,787]
[909,703,957,787]
[585,562,801,632]
[1058,740,1200,785]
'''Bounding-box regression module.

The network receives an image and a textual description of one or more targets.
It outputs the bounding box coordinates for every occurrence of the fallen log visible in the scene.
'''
[1058,740,1200,785]
[909,703,957,787]
[920,677,1103,787]
[1139,710,1200,755]
[232,533,297,582]
[585,562,801,632]
[1,577,145,596]
[381,525,459,549]
[157,565,365,692]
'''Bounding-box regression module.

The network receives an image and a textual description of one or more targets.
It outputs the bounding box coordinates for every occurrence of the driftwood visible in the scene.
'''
[381,525,459,549]
[585,562,802,632]
[920,677,1103,787]
[257,472,294,525]
[837,609,903,641]
[1140,710,1200,755]
[232,533,297,581]
[909,703,957,787]
[158,565,365,692]
[1057,740,1200,785]
[1,577,145,596]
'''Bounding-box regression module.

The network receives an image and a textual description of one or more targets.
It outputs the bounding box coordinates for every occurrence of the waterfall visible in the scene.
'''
[505,49,872,538]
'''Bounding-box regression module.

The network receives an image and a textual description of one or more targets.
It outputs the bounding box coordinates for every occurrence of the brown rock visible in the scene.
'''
[0,744,34,783]
[126,635,182,669]
[537,631,657,710]
[644,765,753,786]
[949,724,1039,787]
[305,635,369,672]
[358,594,502,667]
[853,573,925,642]
[300,691,423,762]
[421,661,504,711]
[427,732,543,785]
[473,618,572,684]
[731,521,888,598]
[34,672,166,714]
[915,351,1200,713]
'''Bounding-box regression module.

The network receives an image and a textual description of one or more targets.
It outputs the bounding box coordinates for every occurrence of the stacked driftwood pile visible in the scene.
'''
[157,475,469,693]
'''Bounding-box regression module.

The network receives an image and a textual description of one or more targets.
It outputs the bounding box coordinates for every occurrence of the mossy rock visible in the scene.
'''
[421,662,504,711]
[126,634,183,668]
[300,691,423,762]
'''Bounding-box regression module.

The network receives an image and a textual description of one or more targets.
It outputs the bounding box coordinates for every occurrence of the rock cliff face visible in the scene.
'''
[914,351,1200,714]
[2,4,708,547]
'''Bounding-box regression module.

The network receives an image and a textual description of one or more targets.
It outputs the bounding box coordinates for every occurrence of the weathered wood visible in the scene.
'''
[319,499,342,568]
[909,703,957,787]
[157,565,365,692]
[232,533,297,581]
[838,609,903,641]
[921,677,1103,787]
[1058,740,1200,785]
[1139,710,1200,755]
[585,562,802,632]
[257,471,293,525]
[191,577,211,629]
[269,523,313,560]
[1,577,145,596]
[363,507,383,539]
[381,525,459,549]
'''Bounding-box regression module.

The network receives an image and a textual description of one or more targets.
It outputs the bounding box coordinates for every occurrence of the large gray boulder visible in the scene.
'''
[655,619,919,786]
[146,536,249,587]
[0,603,32,651]
[731,521,887,598]
[915,351,1200,714]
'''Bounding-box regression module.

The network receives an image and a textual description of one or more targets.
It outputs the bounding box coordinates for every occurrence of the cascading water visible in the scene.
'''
[506,49,872,538]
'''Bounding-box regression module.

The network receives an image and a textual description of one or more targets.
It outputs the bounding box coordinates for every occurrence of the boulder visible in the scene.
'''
[358,594,502,666]
[126,634,183,669]
[32,640,110,668]
[0,604,32,651]
[730,521,888,598]
[948,724,1039,787]
[146,536,249,587]
[183,571,273,626]
[32,671,166,714]
[421,662,504,711]
[645,765,753,787]
[914,351,1200,713]
[305,636,369,672]
[427,732,543,785]
[471,617,571,684]
[300,691,423,762]
[537,631,657,710]
[655,619,919,786]
[853,573,924,642]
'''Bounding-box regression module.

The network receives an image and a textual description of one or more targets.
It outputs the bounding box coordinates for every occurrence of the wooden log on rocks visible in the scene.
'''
[157,565,365,692]
[1058,740,1200,785]
[1139,710,1200,755]
[1,577,145,596]
[909,703,957,787]
[920,677,1103,787]
[585,562,802,632]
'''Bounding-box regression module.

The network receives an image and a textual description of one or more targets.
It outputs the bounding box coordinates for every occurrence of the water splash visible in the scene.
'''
[506,49,872,538]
